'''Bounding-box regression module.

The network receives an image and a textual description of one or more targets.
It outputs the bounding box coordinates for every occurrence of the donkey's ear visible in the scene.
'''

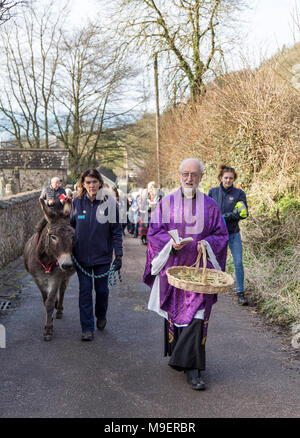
[39,198,56,221]
[63,198,72,217]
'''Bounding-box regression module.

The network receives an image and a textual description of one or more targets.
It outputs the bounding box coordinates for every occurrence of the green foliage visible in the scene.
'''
[66,175,78,185]
[225,252,234,275]
[276,194,300,216]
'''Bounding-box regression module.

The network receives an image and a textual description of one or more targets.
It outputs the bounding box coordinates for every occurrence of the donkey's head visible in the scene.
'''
[38,198,75,272]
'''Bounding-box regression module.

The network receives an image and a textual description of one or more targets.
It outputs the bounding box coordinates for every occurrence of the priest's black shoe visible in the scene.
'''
[96,317,107,330]
[186,369,206,390]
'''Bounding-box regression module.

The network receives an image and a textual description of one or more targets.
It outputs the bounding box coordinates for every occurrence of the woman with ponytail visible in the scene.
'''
[208,165,249,305]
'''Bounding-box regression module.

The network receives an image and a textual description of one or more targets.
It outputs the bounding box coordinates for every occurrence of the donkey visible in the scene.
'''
[24,198,75,341]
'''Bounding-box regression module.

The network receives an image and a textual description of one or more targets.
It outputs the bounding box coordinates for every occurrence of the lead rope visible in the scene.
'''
[71,255,122,286]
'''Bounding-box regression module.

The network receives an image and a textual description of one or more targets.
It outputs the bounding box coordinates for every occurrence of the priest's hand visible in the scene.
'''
[172,241,189,251]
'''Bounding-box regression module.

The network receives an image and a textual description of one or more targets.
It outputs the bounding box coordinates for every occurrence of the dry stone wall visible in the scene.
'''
[1,168,66,193]
[0,190,43,269]
[0,149,69,195]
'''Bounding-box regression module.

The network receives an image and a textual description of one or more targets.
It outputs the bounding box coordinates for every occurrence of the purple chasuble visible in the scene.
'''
[143,187,229,342]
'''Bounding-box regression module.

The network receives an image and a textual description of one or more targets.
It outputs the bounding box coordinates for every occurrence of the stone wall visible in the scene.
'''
[0,191,43,269]
[0,149,69,195]
[1,168,67,194]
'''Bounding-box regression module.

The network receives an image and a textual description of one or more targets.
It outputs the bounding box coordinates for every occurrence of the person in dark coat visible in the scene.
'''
[40,177,67,212]
[70,168,123,341]
[208,165,248,305]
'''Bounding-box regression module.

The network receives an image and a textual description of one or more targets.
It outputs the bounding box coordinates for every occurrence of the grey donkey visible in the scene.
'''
[24,198,75,341]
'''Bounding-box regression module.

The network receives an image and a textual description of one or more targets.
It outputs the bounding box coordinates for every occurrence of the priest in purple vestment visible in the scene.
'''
[143,158,229,390]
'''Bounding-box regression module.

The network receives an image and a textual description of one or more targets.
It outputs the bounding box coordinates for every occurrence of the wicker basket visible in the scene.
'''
[166,243,234,294]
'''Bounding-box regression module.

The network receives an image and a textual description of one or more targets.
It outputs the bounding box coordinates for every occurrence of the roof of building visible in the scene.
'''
[97,166,118,186]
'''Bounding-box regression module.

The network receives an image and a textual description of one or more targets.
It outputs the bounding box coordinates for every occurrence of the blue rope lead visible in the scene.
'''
[72,255,122,286]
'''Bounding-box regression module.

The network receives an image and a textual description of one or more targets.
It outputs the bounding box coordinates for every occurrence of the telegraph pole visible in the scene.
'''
[124,147,128,187]
[153,52,161,188]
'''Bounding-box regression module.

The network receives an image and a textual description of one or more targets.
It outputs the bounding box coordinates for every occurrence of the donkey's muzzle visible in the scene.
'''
[58,253,74,273]
[61,262,74,272]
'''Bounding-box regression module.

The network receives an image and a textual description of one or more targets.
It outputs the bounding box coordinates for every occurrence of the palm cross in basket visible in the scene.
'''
[166,236,234,294]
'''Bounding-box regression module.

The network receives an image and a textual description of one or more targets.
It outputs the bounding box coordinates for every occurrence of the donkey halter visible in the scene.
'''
[37,224,74,275]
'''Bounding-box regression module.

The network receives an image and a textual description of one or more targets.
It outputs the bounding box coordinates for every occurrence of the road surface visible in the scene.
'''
[0,234,299,418]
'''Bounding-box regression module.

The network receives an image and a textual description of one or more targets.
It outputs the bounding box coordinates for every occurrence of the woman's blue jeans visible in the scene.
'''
[76,263,110,333]
[228,232,244,294]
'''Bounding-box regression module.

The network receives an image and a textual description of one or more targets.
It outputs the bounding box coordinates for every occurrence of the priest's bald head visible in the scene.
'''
[179,158,204,197]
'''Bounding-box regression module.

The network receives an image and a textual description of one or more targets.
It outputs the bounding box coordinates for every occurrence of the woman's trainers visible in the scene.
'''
[237,293,248,306]
[81,331,94,341]
[96,318,107,331]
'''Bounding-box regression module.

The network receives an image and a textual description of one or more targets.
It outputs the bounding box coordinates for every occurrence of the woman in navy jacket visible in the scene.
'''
[208,165,248,305]
[70,168,123,341]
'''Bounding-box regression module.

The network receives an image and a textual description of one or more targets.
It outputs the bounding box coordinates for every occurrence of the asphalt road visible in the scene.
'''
[0,234,299,418]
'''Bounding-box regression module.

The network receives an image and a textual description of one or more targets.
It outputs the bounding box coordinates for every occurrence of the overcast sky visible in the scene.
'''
[242,0,298,66]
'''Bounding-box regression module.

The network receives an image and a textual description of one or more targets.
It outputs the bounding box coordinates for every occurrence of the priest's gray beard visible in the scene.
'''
[182,186,197,199]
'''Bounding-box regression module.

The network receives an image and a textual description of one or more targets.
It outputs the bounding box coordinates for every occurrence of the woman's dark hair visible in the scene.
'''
[218,164,237,181]
[77,168,104,198]
[111,186,119,202]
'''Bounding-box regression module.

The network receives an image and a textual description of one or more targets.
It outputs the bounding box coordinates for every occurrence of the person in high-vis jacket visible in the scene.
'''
[208,165,249,305]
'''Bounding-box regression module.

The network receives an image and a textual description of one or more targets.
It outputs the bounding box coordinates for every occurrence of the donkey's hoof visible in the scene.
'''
[56,312,63,319]
[44,334,53,341]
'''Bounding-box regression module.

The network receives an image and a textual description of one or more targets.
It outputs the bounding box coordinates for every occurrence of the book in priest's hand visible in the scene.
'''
[168,229,193,245]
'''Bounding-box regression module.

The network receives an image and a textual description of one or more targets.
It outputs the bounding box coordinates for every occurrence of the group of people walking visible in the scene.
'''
[123,181,162,245]
[40,160,248,390]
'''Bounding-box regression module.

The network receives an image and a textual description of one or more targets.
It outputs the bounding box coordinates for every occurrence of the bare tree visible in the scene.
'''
[0,4,140,177]
[0,3,64,147]
[0,0,26,24]
[50,24,137,178]
[113,0,247,102]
